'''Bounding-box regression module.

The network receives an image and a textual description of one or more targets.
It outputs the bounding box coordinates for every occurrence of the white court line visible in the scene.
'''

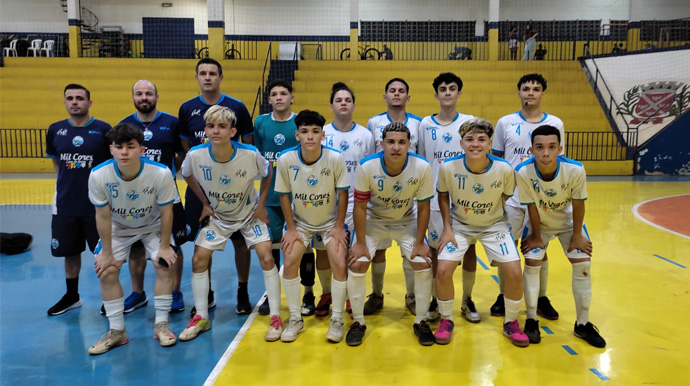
[632,194,690,241]
[203,292,267,386]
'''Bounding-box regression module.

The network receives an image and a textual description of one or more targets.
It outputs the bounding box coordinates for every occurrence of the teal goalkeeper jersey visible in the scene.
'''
[254,112,299,206]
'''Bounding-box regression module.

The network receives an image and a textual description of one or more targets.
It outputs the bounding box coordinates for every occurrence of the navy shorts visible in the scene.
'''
[50,214,99,257]
[267,206,286,243]
[185,187,244,243]
[172,201,189,246]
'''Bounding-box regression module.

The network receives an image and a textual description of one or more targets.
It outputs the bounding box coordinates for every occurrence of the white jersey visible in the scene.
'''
[354,152,434,225]
[437,154,515,233]
[180,141,269,223]
[367,112,422,153]
[323,122,375,213]
[417,112,475,211]
[275,145,350,231]
[515,155,587,232]
[88,158,179,236]
[493,111,565,207]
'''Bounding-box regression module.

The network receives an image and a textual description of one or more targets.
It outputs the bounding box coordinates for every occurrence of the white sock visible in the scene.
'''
[402,258,415,296]
[154,295,172,324]
[572,261,592,326]
[462,268,476,300]
[104,297,125,331]
[438,298,454,322]
[539,259,550,298]
[414,268,433,324]
[317,268,332,294]
[263,266,281,317]
[523,265,541,320]
[282,276,301,319]
[371,261,386,295]
[497,265,505,294]
[504,296,522,324]
[347,269,367,324]
[192,270,210,319]
[331,279,347,320]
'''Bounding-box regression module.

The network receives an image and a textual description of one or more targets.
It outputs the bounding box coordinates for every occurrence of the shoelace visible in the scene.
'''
[186,315,201,328]
[439,320,453,333]
[505,320,520,334]
[270,316,283,329]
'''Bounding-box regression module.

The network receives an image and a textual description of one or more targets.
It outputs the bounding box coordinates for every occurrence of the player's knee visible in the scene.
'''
[99,265,120,283]
[191,253,210,271]
[349,260,369,274]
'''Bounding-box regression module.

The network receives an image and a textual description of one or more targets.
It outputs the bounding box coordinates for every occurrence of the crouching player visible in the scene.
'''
[179,105,282,342]
[434,118,529,347]
[87,123,179,354]
[516,125,605,347]
[348,121,435,346]
[275,110,350,343]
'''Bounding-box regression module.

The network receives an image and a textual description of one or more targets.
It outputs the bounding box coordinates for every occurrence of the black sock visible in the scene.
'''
[300,252,316,287]
[66,277,79,298]
[238,281,248,297]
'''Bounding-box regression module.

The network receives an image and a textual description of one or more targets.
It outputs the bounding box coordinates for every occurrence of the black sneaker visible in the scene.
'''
[191,289,217,317]
[258,298,270,316]
[301,292,315,316]
[236,290,252,315]
[47,294,82,316]
[524,318,541,344]
[490,294,505,316]
[574,322,606,348]
[363,293,384,315]
[100,304,105,315]
[537,296,559,320]
[346,322,367,346]
[413,321,435,346]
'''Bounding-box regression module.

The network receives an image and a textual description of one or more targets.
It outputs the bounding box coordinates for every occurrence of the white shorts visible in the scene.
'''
[505,205,527,240]
[437,224,519,265]
[195,216,271,251]
[427,209,443,249]
[522,225,592,260]
[94,230,161,262]
[311,212,353,250]
[353,220,420,262]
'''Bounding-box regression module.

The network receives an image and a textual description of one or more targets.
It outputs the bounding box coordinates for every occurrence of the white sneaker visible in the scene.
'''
[265,315,283,342]
[88,329,128,355]
[326,318,344,342]
[280,317,304,342]
[461,298,481,323]
[154,321,177,347]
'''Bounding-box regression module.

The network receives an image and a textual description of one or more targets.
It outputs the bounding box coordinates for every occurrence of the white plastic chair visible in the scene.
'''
[40,40,55,57]
[3,39,18,57]
[26,39,42,57]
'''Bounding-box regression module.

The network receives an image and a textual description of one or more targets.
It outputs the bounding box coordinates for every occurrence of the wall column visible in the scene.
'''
[67,0,82,58]
[627,0,642,51]
[488,0,500,61]
[208,0,225,60]
[349,0,359,60]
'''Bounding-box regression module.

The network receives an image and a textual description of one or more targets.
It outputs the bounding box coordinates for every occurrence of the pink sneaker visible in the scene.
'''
[503,320,530,347]
[434,319,454,345]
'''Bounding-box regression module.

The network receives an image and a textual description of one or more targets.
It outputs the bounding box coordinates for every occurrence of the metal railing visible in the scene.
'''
[565,131,629,161]
[252,42,272,119]
[1,129,46,158]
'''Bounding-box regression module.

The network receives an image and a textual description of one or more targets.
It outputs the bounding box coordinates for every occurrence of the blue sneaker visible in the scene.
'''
[123,291,148,314]
[170,290,185,313]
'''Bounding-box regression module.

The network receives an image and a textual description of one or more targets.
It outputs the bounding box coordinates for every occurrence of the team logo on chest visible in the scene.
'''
[307,175,319,187]
[544,188,557,197]
[392,181,403,192]
[339,141,349,151]
[143,130,153,141]
[126,190,139,201]
[219,174,231,185]
[472,183,484,194]
[442,132,453,143]
[72,136,84,147]
[274,134,285,145]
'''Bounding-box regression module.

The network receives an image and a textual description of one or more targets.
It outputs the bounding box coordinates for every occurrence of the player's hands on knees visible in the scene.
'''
[157,244,178,268]
[411,243,432,268]
[199,204,217,224]
[436,228,457,255]
[568,234,592,255]
[520,233,544,254]
[327,226,348,254]
[94,252,123,278]
[348,242,370,267]
[281,229,303,256]
[250,206,270,225]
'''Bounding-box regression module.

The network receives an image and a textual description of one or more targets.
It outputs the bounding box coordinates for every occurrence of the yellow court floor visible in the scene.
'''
[1,177,689,385]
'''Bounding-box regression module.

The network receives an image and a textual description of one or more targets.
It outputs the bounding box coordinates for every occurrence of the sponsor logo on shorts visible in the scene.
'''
[205,230,216,241]
[444,242,457,253]
[186,225,192,235]
[51,238,59,249]
[430,230,439,240]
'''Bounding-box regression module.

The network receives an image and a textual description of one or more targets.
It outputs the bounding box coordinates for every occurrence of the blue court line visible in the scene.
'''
[562,345,578,355]
[590,368,610,380]
[653,254,687,268]
[541,326,554,335]
[476,256,490,271]
[491,275,498,284]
